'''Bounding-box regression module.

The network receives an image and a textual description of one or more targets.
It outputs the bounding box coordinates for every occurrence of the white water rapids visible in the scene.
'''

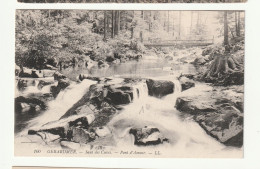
[16,76,242,157]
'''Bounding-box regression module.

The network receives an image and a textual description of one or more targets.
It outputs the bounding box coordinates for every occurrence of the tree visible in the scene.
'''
[202,11,243,83]
[224,11,229,48]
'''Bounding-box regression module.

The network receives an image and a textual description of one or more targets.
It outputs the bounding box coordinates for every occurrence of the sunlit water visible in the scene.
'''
[61,57,197,80]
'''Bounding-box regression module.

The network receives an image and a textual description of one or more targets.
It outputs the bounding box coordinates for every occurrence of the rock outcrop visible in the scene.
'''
[175,85,244,147]
[146,79,174,98]
[129,126,168,146]
[15,96,47,114]
[179,76,195,91]
[50,78,70,98]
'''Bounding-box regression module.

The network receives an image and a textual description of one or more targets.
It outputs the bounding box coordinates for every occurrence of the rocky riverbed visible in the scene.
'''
[14,48,244,157]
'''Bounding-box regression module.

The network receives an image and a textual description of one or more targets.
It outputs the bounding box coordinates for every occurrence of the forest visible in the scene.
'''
[18,0,246,3]
[15,10,245,157]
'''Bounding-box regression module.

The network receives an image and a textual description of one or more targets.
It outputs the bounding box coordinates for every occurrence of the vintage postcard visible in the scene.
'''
[17,0,247,3]
[15,10,244,158]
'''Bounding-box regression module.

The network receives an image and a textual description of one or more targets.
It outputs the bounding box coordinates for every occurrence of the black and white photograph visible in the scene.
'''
[17,0,246,3]
[14,10,245,158]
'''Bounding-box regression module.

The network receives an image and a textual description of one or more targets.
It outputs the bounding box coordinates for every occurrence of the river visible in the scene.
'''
[15,52,242,158]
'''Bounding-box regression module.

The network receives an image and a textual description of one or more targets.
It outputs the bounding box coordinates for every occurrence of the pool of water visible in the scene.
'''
[61,57,197,80]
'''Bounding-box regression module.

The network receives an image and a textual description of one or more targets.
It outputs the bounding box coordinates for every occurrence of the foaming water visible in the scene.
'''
[107,80,242,157]
[15,77,55,97]
[21,79,97,133]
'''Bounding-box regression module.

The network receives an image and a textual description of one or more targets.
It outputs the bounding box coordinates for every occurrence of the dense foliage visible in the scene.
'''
[16,10,150,69]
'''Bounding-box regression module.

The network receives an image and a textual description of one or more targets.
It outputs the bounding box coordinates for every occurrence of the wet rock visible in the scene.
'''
[175,85,244,147]
[112,59,120,64]
[74,105,95,115]
[146,79,174,98]
[195,105,243,147]
[106,56,115,62]
[15,64,20,76]
[129,126,168,146]
[60,141,80,149]
[28,114,96,140]
[202,47,213,56]
[135,54,143,60]
[37,80,55,90]
[179,77,195,91]
[15,96,47,114]
[53,71,66,81]
[27,93,54,102]
[17,79,36,91]
[18,68,33,78]
[220,71,244,86]
[98,60,105,66]
[29,127,66,138]
[176,97,215,114]
[68,114,95,129]
[106,89,132,105]
[31,70,43,78]
[78,74,101,82]
[67,127,95,144]
[19,102,31,112]
[51,78,70,98]
[95,126,111,137]
[193,57,206,65]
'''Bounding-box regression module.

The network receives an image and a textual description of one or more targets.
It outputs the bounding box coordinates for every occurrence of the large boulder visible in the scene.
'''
[175,85,244,147]
[28,114,96,141]
[195,105,243,147]
[129,126,168,146]
[146,79,174,98]
[105,86,132,105]
[15,96,47,114]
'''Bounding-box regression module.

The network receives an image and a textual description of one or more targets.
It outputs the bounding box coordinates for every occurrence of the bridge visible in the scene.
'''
[143,38,214,48]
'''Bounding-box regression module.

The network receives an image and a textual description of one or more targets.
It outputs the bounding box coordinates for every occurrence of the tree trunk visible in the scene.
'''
[190,11,193,35]
[224,11,229,47]
[117,11,120,35]
[237,12,241,37]
[111,10,114,38]
[172,11,174,37]
[103,11,107,41]
[115,11,118,36]
[179,11,182,38]
[167,11,170,33]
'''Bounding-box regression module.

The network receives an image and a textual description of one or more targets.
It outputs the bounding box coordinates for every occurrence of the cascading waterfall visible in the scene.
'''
[22,79,97,133]
[108,78,242,157]
[16,78,56,97]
